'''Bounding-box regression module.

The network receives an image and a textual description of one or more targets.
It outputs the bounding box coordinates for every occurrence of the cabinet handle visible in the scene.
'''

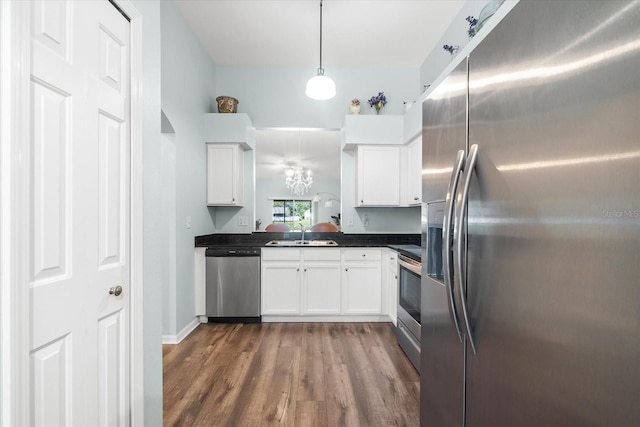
[345,268,348,272]
[360,200,364,203]
[232,198,235,202]
[304,268,307,272]
[395,275,398,279]
[413,197,420,201]
[297,268,300,271]
[362,254,366,257]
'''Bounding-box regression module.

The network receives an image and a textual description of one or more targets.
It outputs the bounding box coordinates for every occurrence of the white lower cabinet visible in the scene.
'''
[261,248,301,315]
[261,262,301,315]
[303,264,341,314]
[262,248,341,316]
[342,248,383,314]
[342,264,382,314]
[261,247,385,319]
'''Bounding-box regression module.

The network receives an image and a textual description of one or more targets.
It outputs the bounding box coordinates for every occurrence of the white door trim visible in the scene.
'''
[114,1,145,426]
[0,1,145,425]
[1,2,31,424]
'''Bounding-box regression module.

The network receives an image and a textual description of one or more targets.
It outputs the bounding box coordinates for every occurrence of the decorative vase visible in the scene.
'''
[375,101,383,115]
[216,96,239,113]
[349,99,360,114]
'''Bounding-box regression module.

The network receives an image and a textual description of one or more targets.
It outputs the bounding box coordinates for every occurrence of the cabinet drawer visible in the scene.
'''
[303,248,341,261]
[261,248,301,261]
[342,248,382,262]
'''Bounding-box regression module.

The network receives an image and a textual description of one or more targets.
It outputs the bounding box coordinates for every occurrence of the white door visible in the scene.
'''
[30,1,131,425]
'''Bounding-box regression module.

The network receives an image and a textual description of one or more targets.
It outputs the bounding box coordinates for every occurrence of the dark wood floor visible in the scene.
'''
[163,322,420,426]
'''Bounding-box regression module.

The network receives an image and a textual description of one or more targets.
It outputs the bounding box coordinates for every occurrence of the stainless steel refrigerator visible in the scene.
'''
[420,1,640,426]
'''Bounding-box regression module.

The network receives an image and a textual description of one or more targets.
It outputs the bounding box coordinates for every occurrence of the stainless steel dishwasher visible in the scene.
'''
[205,247,261,323]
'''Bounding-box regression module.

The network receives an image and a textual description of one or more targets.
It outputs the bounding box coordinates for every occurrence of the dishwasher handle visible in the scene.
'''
[206,248,261,257]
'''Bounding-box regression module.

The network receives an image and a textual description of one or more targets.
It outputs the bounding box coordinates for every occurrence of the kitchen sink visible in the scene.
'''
[265,240,338,247]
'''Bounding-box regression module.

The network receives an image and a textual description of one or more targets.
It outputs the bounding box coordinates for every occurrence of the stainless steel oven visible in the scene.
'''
[396,253,422,372]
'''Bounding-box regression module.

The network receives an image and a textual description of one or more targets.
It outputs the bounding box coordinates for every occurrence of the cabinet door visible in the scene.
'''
[303,264,341,314]
[407,136,422,205]
[342,263,382,314]
[261,262,300,314]
[207,144,244,206]
[357,146,400,206]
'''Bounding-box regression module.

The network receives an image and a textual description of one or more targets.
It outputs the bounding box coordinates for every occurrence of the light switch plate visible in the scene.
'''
[186,216,192,229]
[238,215,248,226]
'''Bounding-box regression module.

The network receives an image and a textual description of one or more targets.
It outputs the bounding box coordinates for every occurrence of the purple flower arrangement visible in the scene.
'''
[466,15,478,38]
[443,44,459,55]
[368,92,387,114]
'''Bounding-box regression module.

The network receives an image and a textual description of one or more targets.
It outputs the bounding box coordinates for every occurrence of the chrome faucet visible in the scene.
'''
[299,223,306,242]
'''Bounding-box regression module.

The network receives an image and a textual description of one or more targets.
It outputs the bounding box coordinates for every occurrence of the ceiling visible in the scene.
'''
[173,0,466,68]
[255,129,341,181]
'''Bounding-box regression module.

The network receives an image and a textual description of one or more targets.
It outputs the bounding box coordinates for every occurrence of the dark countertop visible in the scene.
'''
[195,232,420,250]
[388,244,422,262]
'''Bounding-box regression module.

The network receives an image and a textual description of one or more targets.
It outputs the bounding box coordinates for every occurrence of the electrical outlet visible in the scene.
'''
[363,214,369,227]
[347,216,354,226]
[238,216,248,226]
[186,216,192,229]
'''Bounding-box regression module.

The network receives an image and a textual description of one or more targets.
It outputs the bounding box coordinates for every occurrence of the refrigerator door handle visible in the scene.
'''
[443,149,466,343]
[456,144,479,355]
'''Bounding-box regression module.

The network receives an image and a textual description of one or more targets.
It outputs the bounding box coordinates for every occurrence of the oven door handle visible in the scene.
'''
[398,256,422,276]
[443,149,465,343]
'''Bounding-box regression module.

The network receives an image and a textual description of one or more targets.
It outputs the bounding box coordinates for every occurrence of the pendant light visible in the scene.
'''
[306,0,336,100]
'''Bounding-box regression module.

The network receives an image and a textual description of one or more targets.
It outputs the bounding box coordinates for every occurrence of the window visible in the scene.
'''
[272,199,312,230]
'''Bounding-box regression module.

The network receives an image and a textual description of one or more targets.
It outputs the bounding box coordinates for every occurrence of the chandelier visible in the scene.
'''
[285,166,313,196]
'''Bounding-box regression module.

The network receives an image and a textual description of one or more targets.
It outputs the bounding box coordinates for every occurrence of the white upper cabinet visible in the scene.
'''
[206,143,244,206]
[406,136,422,206]
[356,145,401,207]
[204,113,254,208]
[344,115,421,208]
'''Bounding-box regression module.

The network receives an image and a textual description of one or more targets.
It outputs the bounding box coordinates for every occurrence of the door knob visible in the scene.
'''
[109,286,123,296]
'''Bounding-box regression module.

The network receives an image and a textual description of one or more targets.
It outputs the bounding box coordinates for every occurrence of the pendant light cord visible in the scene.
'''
[319,0,324,72]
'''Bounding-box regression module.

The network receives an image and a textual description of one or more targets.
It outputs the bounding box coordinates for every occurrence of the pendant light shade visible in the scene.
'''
[307,0,335,100]
[306,69,336,100]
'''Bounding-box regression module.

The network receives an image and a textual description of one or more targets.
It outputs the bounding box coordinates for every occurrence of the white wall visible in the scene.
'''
[216,67,421,129]
[160,1,218,336]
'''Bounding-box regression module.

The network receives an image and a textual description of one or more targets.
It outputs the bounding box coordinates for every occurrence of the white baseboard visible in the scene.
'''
[162,318,201,345]
[261,315,392,323]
